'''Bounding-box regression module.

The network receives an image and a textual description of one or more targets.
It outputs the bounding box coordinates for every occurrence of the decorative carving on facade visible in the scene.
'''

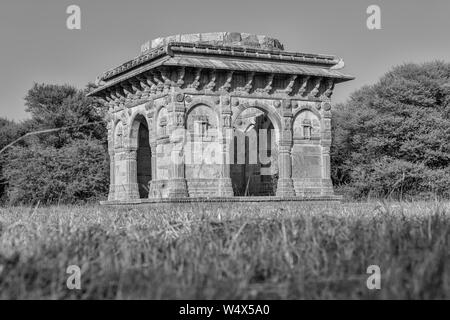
[322,102,332,111]
[175,93,184,103]
[176,113,185,126]
[273,100,281,108]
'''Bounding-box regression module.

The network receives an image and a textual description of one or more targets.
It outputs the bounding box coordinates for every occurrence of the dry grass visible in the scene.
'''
[0,201,449,299]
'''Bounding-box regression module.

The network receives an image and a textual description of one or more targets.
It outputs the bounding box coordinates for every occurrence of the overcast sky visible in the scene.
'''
[0,0,449,121]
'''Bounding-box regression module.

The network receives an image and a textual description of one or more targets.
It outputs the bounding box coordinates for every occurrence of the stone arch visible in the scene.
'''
[232,102,282,139]
[293,109,321,140]
[129,113,152,198]
[185,103,220,136]
[155,106,169,137]
[183,102,222,196]
[231,103,279,196]
[292,105,322,121]
[129,111,151,149]
[185,98,221,125]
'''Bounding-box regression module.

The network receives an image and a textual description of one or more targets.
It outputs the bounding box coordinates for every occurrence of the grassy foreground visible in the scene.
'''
[0,201,449,299]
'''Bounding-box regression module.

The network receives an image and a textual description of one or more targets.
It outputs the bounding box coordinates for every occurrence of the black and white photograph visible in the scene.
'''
[0,0,449,310]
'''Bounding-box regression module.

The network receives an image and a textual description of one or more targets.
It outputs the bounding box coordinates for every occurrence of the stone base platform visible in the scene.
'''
[100,195,343,206]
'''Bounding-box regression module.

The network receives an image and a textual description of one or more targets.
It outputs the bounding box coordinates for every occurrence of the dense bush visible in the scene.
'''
[0,119,32,201]
[1,83,108,205]
[332,61,450,199]
[2,140,109,205]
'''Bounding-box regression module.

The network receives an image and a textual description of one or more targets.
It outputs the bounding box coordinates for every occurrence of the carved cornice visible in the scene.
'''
[101,68,342,112]
[98,42,339,82]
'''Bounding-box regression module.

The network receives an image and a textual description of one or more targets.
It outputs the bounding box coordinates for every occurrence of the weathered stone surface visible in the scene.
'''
[150,32,285,51]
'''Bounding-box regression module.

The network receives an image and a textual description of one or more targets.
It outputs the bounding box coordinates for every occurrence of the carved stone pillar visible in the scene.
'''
[218,96,234,197]
[167,93,188,198]
[276,100,295,197]
[106,121,116,201]
[115,147,140,200]
[321,146,334,196]
[276,143,295,197]
[108,150,115,201]
[320,103,334,196]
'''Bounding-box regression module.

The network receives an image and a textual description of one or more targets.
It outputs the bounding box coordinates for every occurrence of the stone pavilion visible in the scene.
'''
[88,32,354,203]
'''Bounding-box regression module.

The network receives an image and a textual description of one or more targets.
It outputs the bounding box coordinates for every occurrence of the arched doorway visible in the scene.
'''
[231,107,279,196]
[134,115,152,198]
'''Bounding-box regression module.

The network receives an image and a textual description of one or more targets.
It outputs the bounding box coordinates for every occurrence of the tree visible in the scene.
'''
[1,83,109,204]
[24,83,106,148]
[331,61,450,199]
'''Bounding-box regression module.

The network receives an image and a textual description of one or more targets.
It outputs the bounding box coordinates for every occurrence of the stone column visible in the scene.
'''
[276,100,295,197]
[108,150,116,201]
[320,103,334,196]
[167,93,188,198]
[114,147,140,200]
[276,143,295,197]
[218,96,234,196]
[106,121,116,201]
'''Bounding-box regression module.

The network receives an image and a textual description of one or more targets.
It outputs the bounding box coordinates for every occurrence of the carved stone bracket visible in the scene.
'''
[159,67,173,93]
[243,72,255,93]
[205,70,217,91]
[188,68,202,90]
[149,71,165,93]
[176,67,186,88]
[284,75,298,95]
[309,77,322,98]
[219,71,234,92]
[322,79,335,100]
[298,76,310,96]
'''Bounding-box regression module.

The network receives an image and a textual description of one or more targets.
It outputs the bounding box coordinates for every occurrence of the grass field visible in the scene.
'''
[0,201,449,299]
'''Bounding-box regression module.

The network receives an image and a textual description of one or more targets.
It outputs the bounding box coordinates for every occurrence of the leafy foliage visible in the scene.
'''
[332,61,450,199]
[24,83,106,148]
[0,118,32,200]
[1,83,108,204]
[3,141,108,204]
